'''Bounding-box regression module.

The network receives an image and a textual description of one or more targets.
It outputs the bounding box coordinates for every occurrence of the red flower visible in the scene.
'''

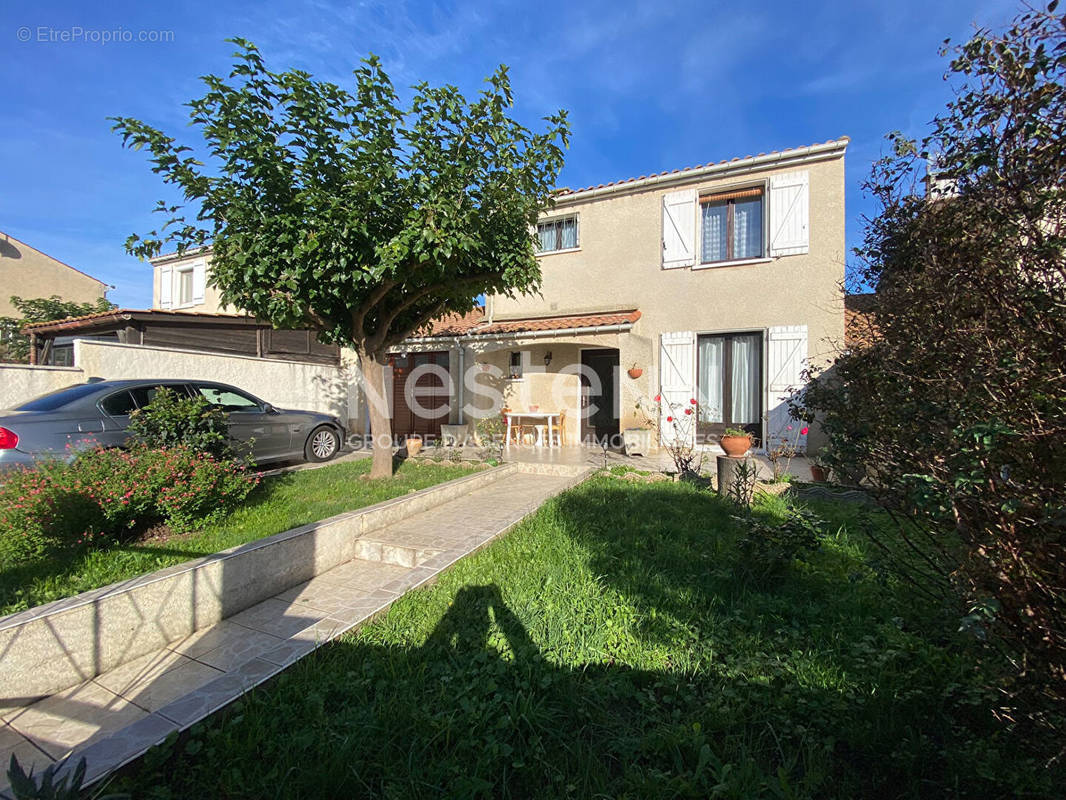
[684,408,692,415]
[800,426,809,435]
[666,416,673,422]
[654,394,661,402]
[786,425,793,431]
[690,398,696,405]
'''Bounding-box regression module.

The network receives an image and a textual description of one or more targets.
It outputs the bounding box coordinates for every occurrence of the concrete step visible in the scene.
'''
[0,465,590,797]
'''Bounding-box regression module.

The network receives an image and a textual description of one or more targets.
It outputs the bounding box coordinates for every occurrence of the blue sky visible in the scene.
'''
[1,0,1019,307]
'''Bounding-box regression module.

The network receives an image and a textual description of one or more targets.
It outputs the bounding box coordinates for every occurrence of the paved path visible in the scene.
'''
[0,467,586,796]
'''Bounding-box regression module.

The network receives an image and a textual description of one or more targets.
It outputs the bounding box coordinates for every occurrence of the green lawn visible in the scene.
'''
[0,459,477,615]
[112,475,1057,799]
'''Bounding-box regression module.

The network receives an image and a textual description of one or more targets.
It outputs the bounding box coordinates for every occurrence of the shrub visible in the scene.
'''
[802,6,1066,718]
[0,446,258,568]
[126,387,236,460]
[733,505,824,584]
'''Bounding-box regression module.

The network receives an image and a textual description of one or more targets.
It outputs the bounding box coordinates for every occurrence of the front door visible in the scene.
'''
[580,349,619,444]
[696,332,763,442]
[389,351,450,438]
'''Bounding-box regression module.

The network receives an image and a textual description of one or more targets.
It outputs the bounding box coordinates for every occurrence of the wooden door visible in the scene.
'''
[389,351,451,438]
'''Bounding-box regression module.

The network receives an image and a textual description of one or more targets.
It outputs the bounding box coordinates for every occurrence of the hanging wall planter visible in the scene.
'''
[627,365,643,379]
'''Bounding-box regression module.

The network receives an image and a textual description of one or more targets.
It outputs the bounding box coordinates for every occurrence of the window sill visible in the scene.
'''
[536,247,581,258]
[692,256,773,270]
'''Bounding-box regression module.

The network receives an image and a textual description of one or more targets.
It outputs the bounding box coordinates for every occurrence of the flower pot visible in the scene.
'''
[810,464,827,482]
[405,438,422,456]
[622,427,652,456]
[627,367,643,379]
[719,434,752,457]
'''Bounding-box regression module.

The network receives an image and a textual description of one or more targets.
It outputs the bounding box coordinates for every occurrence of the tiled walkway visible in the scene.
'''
[0,467,586,796]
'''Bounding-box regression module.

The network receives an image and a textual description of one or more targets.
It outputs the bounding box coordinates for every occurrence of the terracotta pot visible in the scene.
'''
[719,434,752,457]
[810,465,827,482]
[627,367,643,379]
[405,438,422,456]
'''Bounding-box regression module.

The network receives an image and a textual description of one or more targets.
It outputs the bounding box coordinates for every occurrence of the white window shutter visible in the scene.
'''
[662,189,696,268]
[767,325,809,451]
[769,171,809,257]
[658,331,696,446]
[158,266,173,309]
[192,261,206,304]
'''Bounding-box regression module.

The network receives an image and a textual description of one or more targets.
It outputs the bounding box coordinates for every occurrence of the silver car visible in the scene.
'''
[0,379,345,472]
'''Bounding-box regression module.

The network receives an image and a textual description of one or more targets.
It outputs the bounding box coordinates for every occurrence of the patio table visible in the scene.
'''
[504,411,559,448]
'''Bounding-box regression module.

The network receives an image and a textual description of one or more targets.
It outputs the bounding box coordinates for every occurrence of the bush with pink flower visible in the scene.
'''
[0,446,258,568]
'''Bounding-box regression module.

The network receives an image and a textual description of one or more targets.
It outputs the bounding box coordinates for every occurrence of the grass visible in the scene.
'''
[0,459,478,615]
[112,475,1058,799]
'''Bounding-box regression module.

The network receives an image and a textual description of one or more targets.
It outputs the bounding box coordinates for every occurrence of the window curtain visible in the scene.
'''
[701,203,727,263]
[731,334,760,424]
[537,224,555,252]
[697,337,724,423]
[733,198,763,259]
[560,218,577,249]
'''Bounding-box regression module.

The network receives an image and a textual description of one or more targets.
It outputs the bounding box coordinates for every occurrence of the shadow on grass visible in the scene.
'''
[108,479,1055,799]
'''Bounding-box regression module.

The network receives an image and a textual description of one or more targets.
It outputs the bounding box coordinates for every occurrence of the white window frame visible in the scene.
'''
[695,182,770,269]
[535,214,580,255]
[176,267,196,307]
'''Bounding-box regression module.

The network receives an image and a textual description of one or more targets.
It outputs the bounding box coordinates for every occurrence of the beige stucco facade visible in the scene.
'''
[0,232,109,317]
[409,139,849,451]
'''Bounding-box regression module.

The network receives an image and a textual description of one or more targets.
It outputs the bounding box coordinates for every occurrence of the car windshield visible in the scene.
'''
[15,383,106,411]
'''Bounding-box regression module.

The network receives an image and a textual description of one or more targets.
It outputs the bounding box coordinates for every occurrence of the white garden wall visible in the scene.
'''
[0,364,84,410]
[1,341,357,427]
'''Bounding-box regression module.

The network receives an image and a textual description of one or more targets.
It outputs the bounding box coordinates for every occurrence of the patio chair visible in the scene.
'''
[549,409,567,446]
[501,407,526,445]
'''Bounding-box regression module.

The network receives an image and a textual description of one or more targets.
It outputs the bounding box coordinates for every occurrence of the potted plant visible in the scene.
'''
[627,363,643,379]
[405,435,423,456]
[719,426,753,457]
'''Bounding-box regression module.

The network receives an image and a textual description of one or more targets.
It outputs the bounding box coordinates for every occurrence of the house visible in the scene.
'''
[401,137,849,451]
[144,137,848,451]
[0,231,110,317]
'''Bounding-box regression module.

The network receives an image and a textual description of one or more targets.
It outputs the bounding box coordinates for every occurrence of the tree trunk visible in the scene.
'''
[361,351,395,478]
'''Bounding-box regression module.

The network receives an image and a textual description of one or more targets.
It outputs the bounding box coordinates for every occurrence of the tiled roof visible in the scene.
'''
[417,309,641,339]
[21,308,254,334]
[844,293,878,349]
[425,307,486,336]
[554,137,850,199]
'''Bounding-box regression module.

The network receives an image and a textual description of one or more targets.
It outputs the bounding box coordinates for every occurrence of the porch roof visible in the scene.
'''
[419,309,641,341]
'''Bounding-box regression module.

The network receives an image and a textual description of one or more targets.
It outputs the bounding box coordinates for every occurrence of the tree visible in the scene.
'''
[802,4,1066,726]
[0,295,115,363]
[112,40,569,477]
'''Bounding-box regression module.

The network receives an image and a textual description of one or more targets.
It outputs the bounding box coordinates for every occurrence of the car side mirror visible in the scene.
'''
[263,403,278,414]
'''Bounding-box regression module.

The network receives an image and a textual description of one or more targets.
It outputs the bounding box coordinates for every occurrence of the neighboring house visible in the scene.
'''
[402,137,849,451]
[0,231,110,317]
[24,309,340,367]
[150,247,229,313]
[844,293,878,350]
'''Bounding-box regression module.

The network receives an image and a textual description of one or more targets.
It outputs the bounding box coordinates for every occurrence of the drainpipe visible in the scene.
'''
[457,343,465,424]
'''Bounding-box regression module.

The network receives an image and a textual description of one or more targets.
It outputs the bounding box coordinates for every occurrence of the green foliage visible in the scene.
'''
[734,503,825,584]
[113,478,1058,797]
[126,387,236,461]
[802,5,1066,716]
[0,460,475,615]
[111,39,570,474]
[0,447,257,569]
[0,295,115,363]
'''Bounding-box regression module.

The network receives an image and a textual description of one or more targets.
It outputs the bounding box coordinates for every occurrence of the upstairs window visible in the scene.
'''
[509,351,523,379]
[537,215,578,253]
[177,268,195,305]
[700,187,764,264]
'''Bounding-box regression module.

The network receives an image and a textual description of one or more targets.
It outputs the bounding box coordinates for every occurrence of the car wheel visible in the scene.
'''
[305,425,341,462]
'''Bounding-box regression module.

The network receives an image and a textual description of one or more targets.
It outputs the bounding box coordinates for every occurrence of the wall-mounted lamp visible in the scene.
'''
[543,350,553,367]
